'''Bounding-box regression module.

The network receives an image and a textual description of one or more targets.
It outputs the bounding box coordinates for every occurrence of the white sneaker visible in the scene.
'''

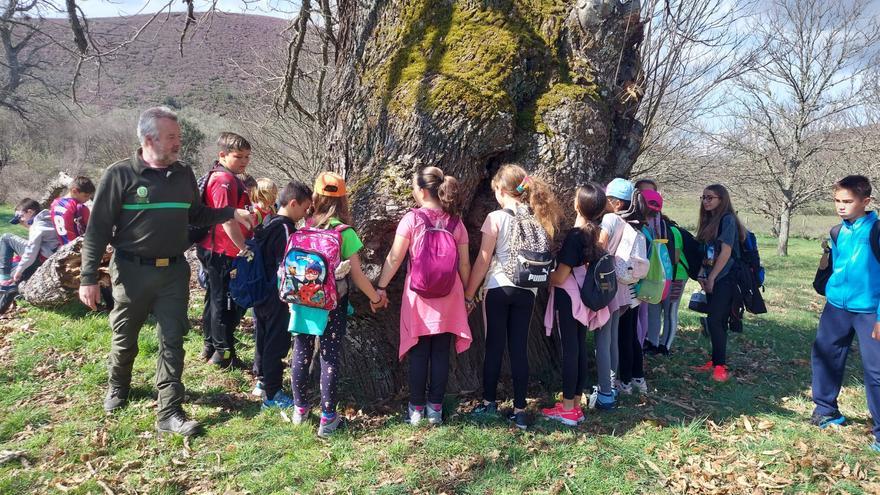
[615,379,632,395]
[407,403,424,426]
[587,386,599,409]
[426,404,443,425]
[632,377,648,395]
[292,406,309,425]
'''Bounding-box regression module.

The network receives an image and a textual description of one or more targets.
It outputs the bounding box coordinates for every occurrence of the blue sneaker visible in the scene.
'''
[262,390,295,410]
[588,386,617,410]
[810,410,846,429]
[470,401,498,417]
[870,441,880,453]
[318,412,342,437]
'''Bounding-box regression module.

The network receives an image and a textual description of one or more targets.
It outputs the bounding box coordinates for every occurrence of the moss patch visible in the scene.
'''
[533,82,602,134]
[369,1,576,122]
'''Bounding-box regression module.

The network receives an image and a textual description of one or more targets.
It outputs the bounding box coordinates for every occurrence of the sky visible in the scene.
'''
[53,0,295,19]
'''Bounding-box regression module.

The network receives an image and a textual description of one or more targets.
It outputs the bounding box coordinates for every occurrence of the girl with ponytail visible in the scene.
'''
[376,166,472,425]
[542,183,612,424]
[464,164,562,430]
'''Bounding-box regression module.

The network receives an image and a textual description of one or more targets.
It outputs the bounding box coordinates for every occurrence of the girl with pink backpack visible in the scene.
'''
[376,167,472,426]
[288,172,387,438]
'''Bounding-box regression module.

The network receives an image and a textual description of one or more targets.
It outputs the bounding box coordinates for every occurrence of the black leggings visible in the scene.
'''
[617,306,644,384]
[408,333,452,406]
[291,297,347,414]
[707,275,735,366]
[554,289,589,400]
[483,286,535,410]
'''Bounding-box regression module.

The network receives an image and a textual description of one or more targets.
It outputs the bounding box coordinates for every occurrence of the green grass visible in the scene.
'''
[1,236,879,493]
[662,194,840,240]
[0,205,28,237]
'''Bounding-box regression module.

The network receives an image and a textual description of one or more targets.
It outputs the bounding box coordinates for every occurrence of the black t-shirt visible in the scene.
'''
[557,228,588,268]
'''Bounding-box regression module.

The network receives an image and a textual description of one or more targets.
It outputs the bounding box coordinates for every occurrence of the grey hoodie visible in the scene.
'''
[14,209,60,279]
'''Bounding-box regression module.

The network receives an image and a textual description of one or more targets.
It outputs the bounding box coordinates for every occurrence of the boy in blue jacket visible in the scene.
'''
[811,175,880,453]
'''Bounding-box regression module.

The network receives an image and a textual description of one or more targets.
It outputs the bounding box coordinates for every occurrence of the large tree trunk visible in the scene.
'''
[325,0,644,401]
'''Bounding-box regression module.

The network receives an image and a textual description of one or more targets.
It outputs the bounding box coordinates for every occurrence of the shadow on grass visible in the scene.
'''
[22,291,865,443]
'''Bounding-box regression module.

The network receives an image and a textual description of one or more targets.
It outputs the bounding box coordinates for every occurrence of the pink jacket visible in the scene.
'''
[544,265,612,336]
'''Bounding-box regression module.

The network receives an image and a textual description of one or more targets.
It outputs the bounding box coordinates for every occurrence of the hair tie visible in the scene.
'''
[516,175,532,193]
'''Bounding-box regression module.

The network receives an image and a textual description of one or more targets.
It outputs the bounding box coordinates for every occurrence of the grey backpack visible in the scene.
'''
[501,205,552,288]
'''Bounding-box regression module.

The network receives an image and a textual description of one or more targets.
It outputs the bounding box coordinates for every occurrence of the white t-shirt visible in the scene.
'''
[480,208,538,294]
[601,212,635,310]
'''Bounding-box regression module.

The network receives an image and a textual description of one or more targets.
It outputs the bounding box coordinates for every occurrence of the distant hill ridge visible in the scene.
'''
[40,12,287,112]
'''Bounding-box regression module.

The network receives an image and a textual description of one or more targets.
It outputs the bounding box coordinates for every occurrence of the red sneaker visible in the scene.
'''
[541,404,585,426]
[711,365,730,382]
[693,360,714,372]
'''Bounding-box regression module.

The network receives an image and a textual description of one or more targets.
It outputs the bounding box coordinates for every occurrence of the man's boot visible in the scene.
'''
[156,410,201,437]
[103,385,130,413]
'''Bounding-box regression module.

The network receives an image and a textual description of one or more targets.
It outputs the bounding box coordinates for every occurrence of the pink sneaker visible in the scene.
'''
[541,404,585,426]
[693,360,714,372]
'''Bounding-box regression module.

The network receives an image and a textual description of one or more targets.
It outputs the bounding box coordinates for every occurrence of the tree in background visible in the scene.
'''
[178,117,205,168]
[631,0,755,180]
[718,0,880,256]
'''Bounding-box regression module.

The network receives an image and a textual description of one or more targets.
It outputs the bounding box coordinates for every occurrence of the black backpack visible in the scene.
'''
[813,221,880,295]
[732,229,767,315]
[578,252,618,311]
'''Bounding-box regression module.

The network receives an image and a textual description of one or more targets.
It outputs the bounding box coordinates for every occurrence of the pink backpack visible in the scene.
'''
[408,209,460,298]
[278,222,348,311]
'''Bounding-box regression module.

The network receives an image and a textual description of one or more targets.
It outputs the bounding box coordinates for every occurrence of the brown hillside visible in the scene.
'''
[40,12,287,112]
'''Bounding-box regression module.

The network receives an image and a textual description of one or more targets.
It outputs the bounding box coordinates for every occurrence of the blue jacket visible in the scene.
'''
[826,211,880,321]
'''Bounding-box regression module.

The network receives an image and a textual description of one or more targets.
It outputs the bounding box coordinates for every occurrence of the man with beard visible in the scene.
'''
[79,106,252,436]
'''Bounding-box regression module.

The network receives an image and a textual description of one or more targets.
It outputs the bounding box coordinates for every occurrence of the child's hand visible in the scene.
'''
[873,322,880,341]
[465,297,476,314]
[703,275,715,294]
[369,291,387,313]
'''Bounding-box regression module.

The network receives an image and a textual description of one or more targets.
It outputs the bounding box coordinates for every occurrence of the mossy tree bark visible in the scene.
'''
[323,0,644,402]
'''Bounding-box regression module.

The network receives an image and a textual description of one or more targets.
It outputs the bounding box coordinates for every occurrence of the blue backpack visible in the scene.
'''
[230,237,274,309]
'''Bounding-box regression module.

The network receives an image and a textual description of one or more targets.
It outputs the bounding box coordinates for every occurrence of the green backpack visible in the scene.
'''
[636,228,671,304]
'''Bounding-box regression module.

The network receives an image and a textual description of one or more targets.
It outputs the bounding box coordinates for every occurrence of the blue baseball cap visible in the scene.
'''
[605,178,634,201]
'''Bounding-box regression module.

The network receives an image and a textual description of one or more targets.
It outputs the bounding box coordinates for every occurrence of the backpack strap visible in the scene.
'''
[414,208,459,234]
[871,220,880,265]
[829,224,842,245]
[824,221,878,263]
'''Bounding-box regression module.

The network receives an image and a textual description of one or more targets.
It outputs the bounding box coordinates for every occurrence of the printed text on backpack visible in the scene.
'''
[502,205,553,288]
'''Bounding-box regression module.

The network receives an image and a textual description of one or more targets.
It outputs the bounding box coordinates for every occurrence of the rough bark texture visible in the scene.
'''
[19,237,112,306]
[38,172,74,209]
[324,0,644,401]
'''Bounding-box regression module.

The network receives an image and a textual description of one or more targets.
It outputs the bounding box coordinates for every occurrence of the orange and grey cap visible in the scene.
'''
[314,172,347,197]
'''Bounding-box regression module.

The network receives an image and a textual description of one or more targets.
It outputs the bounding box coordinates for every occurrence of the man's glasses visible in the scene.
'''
[701,195,719,202]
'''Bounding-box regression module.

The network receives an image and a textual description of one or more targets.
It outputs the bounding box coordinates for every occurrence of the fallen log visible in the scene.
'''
[19,237,112,307]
